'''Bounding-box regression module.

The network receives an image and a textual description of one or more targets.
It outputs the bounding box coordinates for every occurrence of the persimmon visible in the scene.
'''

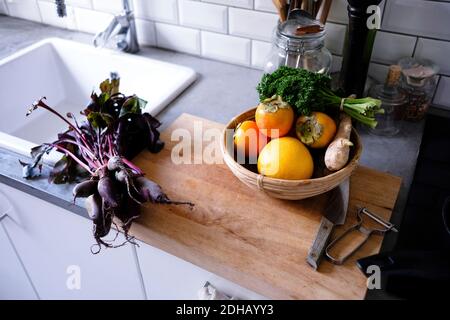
[255,96,294,139]
[233,120,268,158]
[296,112,337,149]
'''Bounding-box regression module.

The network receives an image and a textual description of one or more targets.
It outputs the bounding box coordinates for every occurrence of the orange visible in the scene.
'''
[255,96,294,139]
[233,120,268,158]
[257,137,314,180]
[296,112,337,149]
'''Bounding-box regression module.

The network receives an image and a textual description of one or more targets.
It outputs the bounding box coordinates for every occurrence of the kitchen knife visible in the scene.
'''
[307,178,350,270]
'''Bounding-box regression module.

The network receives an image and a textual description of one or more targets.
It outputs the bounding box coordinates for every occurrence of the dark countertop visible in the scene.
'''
[0,16,427,296]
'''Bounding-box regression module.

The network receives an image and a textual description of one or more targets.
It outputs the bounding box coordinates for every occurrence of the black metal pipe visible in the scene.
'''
[339,0,382,97]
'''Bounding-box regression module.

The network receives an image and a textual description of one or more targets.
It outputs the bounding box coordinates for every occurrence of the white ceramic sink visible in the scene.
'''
[0,38,196,161]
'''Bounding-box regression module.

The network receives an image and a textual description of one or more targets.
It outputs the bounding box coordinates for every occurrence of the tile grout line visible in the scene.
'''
[326,21,450,44]
[226,6,230,35]
[35,0,43,23]
[199,30,203,56]
[249,39,253,67]
[175,0,180,25]
[380,0,387,27]
[154,26,160,48]
[3,0,9,15]
[411,36,419,57]
[431,75,441,105]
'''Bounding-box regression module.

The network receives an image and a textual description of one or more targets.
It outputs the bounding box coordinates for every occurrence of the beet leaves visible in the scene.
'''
[21,76,193,253]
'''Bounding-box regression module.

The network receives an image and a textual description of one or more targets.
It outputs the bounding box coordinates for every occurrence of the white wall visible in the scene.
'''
[1,0,449,110]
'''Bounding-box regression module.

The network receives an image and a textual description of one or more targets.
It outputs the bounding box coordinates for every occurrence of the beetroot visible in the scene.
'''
[97,176,120,208]
[73,179,98,201]
[136,177,194,206]
[85,193,101,220]
[22,77,193,253]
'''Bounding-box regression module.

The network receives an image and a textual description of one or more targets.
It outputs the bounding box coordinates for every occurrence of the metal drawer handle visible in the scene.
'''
[198,282,236,300]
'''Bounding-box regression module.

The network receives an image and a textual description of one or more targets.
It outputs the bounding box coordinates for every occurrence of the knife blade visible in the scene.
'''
[307,178,350,270]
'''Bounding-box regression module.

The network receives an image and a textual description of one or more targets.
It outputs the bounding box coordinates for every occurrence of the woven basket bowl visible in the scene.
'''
[220,108,363,200]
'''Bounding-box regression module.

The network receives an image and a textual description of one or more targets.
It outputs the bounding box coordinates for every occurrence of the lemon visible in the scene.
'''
[257,137,314,180]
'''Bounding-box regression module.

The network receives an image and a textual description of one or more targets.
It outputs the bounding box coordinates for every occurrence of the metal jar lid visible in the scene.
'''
[275,16,326,53]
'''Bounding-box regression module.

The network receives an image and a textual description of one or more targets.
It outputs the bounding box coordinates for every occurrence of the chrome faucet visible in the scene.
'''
[93,0,140,53]
[55,0,139,53]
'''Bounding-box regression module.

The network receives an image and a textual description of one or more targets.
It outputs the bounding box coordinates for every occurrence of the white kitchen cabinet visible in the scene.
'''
[136,240,267,300]
[0,219,37,299]
[0,182,268,300]
[0,183,144,300]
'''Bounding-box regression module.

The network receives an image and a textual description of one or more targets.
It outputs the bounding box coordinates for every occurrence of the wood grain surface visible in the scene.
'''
[129,114,402,300]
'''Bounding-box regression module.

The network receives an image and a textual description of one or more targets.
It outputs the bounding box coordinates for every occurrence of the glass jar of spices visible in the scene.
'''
[398,57,439,121]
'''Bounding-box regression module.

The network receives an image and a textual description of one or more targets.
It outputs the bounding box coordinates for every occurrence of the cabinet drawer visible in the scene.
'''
[136,240,267,300]
[0,183,144,300]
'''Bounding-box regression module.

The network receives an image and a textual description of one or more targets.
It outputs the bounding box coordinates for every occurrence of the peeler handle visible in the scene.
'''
[325,224,373,265]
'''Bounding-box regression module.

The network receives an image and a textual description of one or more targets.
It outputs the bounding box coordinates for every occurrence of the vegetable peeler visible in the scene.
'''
[325,207,398,265]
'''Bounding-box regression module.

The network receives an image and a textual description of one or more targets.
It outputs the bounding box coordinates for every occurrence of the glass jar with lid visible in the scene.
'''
[398,57,439,121]
[368,65,406,136]
[264,17,332,74]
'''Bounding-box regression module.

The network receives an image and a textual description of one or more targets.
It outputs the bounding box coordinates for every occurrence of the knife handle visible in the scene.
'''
[307,218,334,270]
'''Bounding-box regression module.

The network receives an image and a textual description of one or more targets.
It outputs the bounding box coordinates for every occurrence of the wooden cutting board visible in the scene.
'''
[129,113,402,300]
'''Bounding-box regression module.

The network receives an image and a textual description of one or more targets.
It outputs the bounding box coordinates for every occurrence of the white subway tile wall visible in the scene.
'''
[135,18,156,46]
[371,31,417,65]
[254,0,276,13]
[368,62,390,84]
[229,8,278,42]
[414,38,450,77]
[155,23,200,55]
[179,0,228,34]
[434,77,450,110]
[1,0,450,108]
[383,0,450,41]
[202,0,252,9]
[133,0,178,24]
[72,6,112,34]
[324,22,347,55]
[201,31,250,65]
[38,0,74,28]
[251,40,272,69]
[327,0,348,24]
[65,0,92,9]
[92,0,123,14]
[5,0,42,22]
